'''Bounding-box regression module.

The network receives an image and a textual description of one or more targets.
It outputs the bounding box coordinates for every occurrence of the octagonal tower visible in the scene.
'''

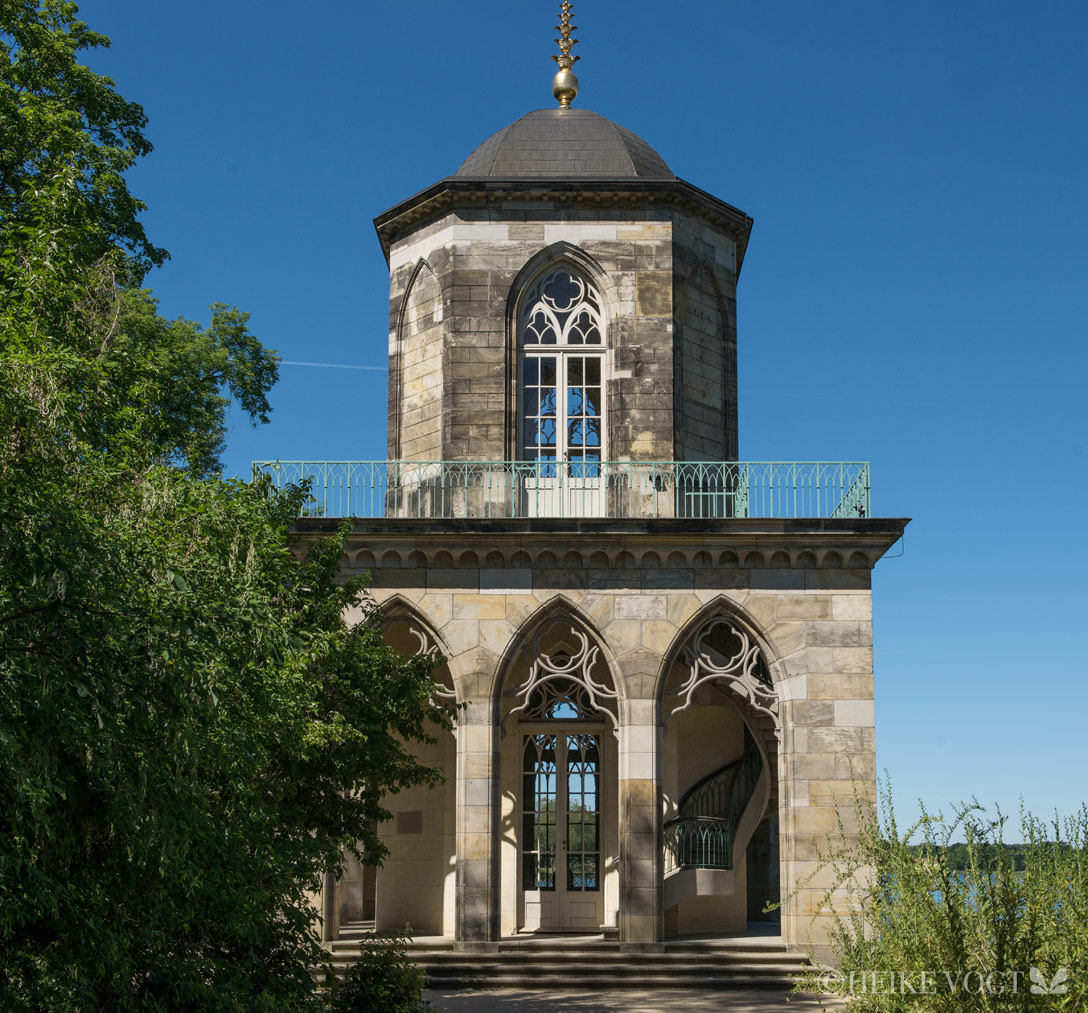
[377,105,751,467]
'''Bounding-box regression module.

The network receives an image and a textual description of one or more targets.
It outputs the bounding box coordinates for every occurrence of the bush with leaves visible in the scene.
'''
[794,782,1088,1011]
[327,932,432,1013]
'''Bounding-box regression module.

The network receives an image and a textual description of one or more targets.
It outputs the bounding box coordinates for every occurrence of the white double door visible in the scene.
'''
[520,730,603,931]
[521,351,605,517]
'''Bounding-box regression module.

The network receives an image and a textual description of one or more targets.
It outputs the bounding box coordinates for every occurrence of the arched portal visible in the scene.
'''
[658,607,781,937]
[337,600,458,938]
[496,610,620,934]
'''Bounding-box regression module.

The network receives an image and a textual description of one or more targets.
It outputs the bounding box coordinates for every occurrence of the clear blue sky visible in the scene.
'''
[83,1,1086,837]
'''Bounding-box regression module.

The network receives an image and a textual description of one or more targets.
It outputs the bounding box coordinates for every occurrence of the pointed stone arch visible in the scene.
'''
[493,595,624,734]
[503,242,617,460]
[340,594,459,941]
[506,241,616,332]
[656,596,783,925]
[654,595,785,738]
[375,594,457,704]
[391,257,443,461]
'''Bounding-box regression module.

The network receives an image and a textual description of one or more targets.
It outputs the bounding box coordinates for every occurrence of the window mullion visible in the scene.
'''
[557,349,569,465]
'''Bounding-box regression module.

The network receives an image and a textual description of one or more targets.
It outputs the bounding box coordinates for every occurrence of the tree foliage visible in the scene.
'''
[0,0,164,275]
[0,4,444,1009]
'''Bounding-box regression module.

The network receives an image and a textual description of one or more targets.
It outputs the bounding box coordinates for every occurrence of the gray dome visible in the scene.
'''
[455,108,674,179]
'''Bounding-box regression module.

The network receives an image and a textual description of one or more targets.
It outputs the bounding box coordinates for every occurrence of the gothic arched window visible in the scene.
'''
[520,267,605,474]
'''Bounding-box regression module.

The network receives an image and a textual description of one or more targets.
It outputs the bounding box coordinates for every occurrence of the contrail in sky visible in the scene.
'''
[281,360,387,371]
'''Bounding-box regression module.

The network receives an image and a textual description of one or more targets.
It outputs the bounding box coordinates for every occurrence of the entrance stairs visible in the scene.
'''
[327,924,810,989]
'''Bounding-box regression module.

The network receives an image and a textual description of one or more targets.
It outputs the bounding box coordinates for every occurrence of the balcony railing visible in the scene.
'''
[251,460,869,521]
[663,732,763,874]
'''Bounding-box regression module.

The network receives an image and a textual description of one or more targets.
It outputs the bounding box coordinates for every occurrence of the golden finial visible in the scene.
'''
[551,1,580,107]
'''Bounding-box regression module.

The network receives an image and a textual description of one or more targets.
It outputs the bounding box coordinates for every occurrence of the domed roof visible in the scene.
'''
[455,108,674,180]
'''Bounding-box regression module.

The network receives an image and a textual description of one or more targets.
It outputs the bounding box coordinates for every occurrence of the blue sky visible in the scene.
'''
[83,1,1086,837]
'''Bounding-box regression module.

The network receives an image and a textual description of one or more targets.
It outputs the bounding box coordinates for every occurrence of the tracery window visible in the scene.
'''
[520,267,605,474]
[522,673,596,721]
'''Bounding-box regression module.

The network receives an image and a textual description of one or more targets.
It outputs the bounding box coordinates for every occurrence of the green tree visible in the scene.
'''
[0,5,445,1010]
[0,0,165,275]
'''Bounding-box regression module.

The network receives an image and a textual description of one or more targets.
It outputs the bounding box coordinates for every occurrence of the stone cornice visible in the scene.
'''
[372,177,754,272]
[291,517,909,571]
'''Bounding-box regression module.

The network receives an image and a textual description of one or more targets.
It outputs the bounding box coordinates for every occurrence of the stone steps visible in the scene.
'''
[325,931,811,990]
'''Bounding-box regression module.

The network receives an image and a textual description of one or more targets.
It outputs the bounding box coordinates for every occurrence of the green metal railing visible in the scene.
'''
[663,733,763,874]
[252,460,869,520]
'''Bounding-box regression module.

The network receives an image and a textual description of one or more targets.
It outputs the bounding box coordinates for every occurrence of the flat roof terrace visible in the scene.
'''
[252,461,871,522]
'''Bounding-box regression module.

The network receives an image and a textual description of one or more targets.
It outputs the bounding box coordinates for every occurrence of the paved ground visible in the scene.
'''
[423,987,841,1012]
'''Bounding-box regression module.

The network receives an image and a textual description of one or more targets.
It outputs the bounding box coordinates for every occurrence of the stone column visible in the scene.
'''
[319,868,339,942]
[454,699,500,948]
[776,632,876,963]
[617,696,663,949]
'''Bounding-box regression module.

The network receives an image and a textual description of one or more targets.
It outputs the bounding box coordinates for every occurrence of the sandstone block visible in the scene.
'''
[615,594,668,620]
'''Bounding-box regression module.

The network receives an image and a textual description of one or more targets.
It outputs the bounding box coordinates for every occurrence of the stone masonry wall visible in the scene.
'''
[391,260,444,460]
[672,214,739,460]
[385,204,739,464]
[326,523,891,956]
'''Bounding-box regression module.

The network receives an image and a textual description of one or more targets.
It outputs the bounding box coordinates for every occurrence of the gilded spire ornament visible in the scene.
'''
[551,1,580,107]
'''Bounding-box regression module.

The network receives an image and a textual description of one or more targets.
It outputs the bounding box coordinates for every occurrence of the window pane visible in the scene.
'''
[568,816,583,852]
[523,358,539,384]
[540,357,556,385]
[584,386,601,417]
[583,815,598,852]
[539,855,555,890]
[567,357,584,385]
[585,358,601,385]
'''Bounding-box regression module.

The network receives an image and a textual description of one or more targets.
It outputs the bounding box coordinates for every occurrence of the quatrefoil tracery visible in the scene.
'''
[521,269,602,346]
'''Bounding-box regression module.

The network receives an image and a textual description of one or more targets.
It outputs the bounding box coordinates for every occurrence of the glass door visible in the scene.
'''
[521,732,602,931]
[521,353,604,516]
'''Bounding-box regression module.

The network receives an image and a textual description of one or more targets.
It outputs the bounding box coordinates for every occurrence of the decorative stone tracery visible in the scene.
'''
[380,612,457,706]
[503,619,618,734]
[521,268,603,346]
[666,616,779,736]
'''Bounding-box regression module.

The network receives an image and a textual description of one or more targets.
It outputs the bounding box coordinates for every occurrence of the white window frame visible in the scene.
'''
[517,266,607,468]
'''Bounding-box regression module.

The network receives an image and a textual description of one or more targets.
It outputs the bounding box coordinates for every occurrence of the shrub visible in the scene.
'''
[795,782,1088,1011]
[328,931,432,1013]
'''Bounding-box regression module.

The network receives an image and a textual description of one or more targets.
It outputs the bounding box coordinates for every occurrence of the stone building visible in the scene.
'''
[274,15,907,959]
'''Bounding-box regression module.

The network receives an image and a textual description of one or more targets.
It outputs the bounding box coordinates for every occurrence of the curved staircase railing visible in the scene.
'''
[663,730,763,874]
